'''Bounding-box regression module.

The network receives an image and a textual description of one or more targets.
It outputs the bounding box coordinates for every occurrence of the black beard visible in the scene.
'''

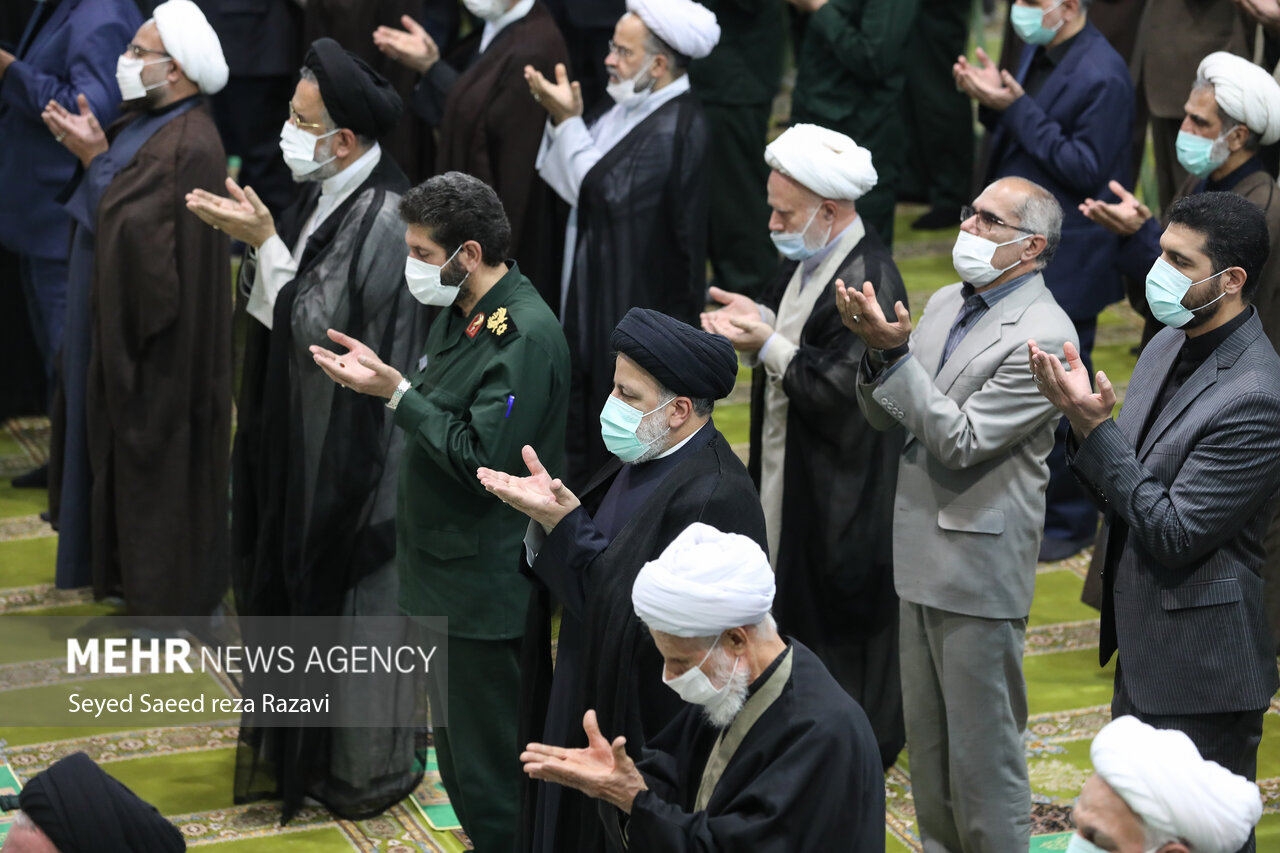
[1181,278,1225,330]
[442,258,472,307]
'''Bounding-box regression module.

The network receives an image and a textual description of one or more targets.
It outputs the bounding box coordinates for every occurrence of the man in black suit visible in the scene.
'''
[1032,191,1280,853]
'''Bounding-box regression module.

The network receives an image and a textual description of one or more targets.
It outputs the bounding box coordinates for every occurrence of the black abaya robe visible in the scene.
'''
[747,229,908,769]
[519,423,767,853]
[562,91,710,484]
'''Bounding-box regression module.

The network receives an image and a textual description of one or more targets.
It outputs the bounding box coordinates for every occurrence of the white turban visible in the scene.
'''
[626,0,720,61]
[765,124,878,202]
[632,522,774,637]
[1090,716,1262,853]
[153,0,229,96]
[1198,51,1280,146]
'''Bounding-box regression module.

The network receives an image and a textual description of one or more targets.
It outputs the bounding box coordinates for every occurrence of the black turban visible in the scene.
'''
[303,38,403,139]
[18,752,185,853]
[610,308,738,400]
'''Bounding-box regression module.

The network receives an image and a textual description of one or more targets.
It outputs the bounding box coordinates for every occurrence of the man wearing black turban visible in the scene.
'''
[477,308,767,853]
[10,752,183,853]
[185,37,425,823]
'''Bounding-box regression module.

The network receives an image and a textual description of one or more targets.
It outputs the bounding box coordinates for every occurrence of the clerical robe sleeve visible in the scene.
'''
[410,61,461,127]
[527,506,610,619]
[536,117,602,206]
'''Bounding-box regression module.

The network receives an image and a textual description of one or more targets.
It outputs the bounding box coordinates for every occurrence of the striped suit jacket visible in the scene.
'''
[1071,310,1280,715]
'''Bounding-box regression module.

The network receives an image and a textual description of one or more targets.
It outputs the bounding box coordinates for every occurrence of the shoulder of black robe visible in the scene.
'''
[620,641,884,852]
[748,228,907,639]
[19,752,185,853]
[525,428,766,853]
[231,150,411,619]
[564,92,711,477]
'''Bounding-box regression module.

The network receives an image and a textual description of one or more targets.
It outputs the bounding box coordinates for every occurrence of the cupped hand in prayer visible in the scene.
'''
[525,63,583,125]
[835,278,912,350]
[954,47,1024,111]
[185,177,277,247]
[521,710,648,814]
[42,94,108,168]
[310,329,404,399]
[373,15,440,74]
[1027,339,1115,439]
[1079,180,1151,237]
[477,445,581,533]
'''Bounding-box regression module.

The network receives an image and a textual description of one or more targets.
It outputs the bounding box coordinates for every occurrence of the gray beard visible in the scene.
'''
[627,411,671,464]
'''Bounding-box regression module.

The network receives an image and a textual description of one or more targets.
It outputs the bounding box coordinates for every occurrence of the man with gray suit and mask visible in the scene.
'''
[844,175,1077,853]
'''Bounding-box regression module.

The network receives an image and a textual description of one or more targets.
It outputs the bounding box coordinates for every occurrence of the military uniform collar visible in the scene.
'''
[455,261,523,343]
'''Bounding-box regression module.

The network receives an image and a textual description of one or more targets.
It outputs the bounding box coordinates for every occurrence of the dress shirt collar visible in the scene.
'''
[623,72,690,115]
[656,419,707,459]
[964,270,1037,307]
[320,142,382,199]
[1183,305,1253,363]
[481,0,534,52]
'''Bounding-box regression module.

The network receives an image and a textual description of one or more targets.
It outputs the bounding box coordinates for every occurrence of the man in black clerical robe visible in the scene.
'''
[374,1,569,304]
[187,38,426,824]
[530,0,719,484]
[478,308,767,853]
[521,522,885,852]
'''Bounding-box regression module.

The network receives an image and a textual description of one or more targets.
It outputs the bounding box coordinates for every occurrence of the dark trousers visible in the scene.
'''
[1044,316,1100,544]
[703,100,777,299]
[1113,661,1263,853]
[427,633,524,853]
[18,252,68,387]
[899,0,974,210]
[211,75,297,219]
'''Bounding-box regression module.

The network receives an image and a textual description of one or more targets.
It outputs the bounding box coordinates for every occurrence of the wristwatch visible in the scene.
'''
[385,378,411,410]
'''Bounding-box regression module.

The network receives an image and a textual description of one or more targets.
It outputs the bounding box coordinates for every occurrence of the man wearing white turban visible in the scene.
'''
[525,0,720,483]
[39,0,233,622]
[701,122,909,771]
[1080,50,1280,657]
[520,522,885,852]
[1071,716,1262,853]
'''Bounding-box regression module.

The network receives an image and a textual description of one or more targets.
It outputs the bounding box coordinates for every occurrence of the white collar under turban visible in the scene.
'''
[632,522,774,637]
[1198,51,1280,146]
[625,0,720,61]
[1090,716,1261,853]
[765,123,878,201]
[153,0,228,96]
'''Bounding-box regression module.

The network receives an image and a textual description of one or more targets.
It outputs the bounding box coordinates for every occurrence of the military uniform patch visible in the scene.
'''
[487,306,518,341]
[465,312,485,339]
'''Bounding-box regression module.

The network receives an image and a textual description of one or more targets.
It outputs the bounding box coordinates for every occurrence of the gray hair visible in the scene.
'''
[657,380,714,417]
[1002,179,1064,269]
[1192,75,1263,152]
[694,614,778,650]
[297,67,375,149]
[641,27,688,75]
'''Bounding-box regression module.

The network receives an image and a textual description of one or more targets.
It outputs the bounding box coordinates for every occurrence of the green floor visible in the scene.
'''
[2,205,1276,851]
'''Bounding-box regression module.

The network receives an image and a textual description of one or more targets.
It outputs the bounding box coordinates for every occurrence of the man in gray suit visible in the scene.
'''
[1032,191,1280,853]
[842,175,1077,853]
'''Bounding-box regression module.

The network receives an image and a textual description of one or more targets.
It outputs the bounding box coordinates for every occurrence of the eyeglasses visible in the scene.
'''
[289,103,327,132]
[126,43,171,60]
[607,39,636,60]
[960,204,1037,235]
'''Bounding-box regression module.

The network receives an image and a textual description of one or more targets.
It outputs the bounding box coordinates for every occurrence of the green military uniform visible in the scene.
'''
[393,262,569,853]
[898,0,974,217]
[689,0,785,298]
[790,0,920,248]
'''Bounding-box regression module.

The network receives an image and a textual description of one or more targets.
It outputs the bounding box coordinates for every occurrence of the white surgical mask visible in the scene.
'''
[405,246,467,306]
[279,120,338,178]
[951,229,1028,287]
[1066,832,1168,853]
[606,56,656,108]
[115,54,170,102]
[463,0,509,22]
[662,640,739,706]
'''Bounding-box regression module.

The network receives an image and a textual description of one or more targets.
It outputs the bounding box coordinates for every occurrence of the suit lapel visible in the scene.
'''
[1115,330,1179,448]
[933,274,1048,392]
[910,285,962,383]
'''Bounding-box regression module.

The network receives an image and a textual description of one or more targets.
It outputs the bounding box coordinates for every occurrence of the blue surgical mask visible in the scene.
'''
[770,205,829,261]
[1175,129,1229,178]
[1145,256,1228,328]
[599,394,674,462]
[1011,1,1065,45]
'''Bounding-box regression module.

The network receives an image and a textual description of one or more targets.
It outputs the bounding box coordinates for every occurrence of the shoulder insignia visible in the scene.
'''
[487,306,518,339]
[465,312,485,339]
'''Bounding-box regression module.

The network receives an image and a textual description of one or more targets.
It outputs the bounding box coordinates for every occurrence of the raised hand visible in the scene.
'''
[1079,180,1151,237]
[525,62,582,125]
[310,328,403,398]
[953,47,1023,110]
[477,445,581,531]
[372,15,440,73]
[42,94,108,167]
[1027,339,1115,439]
[520,710,647,813]
[185,177,277,247]
[835,278,912,350]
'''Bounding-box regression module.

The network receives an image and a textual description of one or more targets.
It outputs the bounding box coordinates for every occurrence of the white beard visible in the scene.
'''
[701,648,750,729]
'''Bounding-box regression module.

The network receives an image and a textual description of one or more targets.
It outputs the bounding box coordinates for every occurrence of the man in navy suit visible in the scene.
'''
[956,0,1134,562]
[0,0,139,454]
